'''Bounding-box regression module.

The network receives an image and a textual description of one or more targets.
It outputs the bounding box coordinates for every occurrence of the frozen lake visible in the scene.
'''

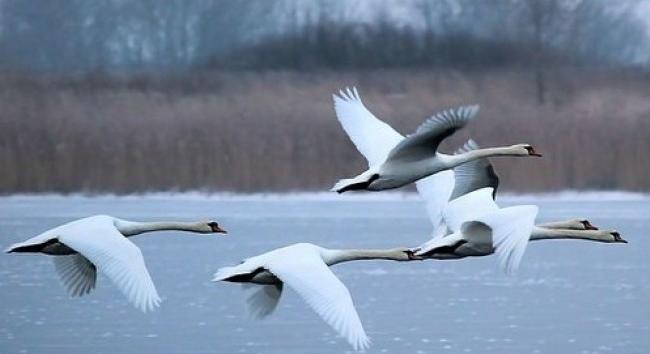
[0,194,648,354]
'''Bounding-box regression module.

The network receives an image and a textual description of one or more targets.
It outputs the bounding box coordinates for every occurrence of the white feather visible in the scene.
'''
[439,188,537,274]
[266,246,370,351]
[415,171,455,238]
[332,87,403,167]
[215,243,370,351]
[443,188,499,232]
[55,216,161,312]
[244,284,283,319]
[476,205,538,274]
[52,254,96,297]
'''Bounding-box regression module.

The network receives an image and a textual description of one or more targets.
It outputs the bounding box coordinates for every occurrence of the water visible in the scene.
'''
[0,194,647,353]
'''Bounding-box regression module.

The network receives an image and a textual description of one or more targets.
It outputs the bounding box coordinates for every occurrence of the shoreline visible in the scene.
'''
[1,190,648,202]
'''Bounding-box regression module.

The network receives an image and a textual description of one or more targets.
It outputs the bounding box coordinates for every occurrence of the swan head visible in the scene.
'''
[579,219,598,230]
[588,230,627,243]
[609,231,627,243]
[558,219,599,230]
[511,144,542,157]
[207,221,227,234]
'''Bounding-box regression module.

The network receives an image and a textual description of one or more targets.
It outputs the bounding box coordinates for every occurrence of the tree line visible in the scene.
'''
[0,0,647,73]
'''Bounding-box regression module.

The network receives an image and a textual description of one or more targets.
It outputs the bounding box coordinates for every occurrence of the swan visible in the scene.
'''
[414,141,626,266]
[213,243,420,351]
[414,184,625,272]
[330,87,541,193]
[439,140,625,242]
[415,187,539,274]
[6,214,227,312]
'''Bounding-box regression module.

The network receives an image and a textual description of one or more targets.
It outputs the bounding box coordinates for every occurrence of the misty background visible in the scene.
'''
[1,0,649,193]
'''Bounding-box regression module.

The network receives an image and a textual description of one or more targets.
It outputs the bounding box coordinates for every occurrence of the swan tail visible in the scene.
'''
[330,171,379,193]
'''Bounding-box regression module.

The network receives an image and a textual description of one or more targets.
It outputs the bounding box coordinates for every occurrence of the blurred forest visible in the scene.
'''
[0,0,649,193]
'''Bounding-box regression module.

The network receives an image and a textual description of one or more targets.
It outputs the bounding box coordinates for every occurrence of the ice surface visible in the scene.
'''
[0,195,647,353]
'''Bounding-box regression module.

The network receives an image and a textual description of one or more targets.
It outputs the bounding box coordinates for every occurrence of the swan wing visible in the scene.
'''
[476,205,538,275]
[52,254,97,297]
[449,139,500,201]
[267,251,370,351]
[415,170,455,239]
[386,105,479,162]
[244,283,284,319]
[333,87,404,167]
[58,222,161,312]
[443,187,499,232]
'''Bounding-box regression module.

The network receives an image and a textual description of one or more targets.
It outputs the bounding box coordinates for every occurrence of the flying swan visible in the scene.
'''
[213,243,421,351]
[414,140,626,269]
[6,215,227,312]
[330,87,541,193]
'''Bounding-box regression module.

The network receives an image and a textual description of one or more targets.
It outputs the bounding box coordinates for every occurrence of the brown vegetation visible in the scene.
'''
[0,68,649,194]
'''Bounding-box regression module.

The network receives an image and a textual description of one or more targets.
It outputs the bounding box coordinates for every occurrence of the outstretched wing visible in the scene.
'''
[332,87,404,167]
[476,205,538,275]
[267,251,370,351]
[244,283,284,319]
[52,254,97,297]
[386,105,479,163]
[443,187,499,233]
[449,139,500,201]
[415,171,455,239]
[58,223,161,312]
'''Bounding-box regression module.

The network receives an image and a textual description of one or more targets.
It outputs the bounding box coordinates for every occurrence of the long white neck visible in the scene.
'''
[115,220,210,236]
[446,146,525,167]
[322,248,411,266]
[530,227,613,242]
[537,219,587,230]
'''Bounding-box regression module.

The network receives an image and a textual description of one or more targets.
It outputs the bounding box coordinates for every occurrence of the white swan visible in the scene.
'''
[415,187,538,274]
[213,243,419,351]
[433,140,625,242]
[330,87,541,193]
[414,141,626,267]
[6,214,227,312]
[414,186,625,272]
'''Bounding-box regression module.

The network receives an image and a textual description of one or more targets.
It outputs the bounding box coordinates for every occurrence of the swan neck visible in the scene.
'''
[116,220,208,236]
[530,227,607,242]
[450,146,521,166]
[323,248,409,266]
[536,219,583,230]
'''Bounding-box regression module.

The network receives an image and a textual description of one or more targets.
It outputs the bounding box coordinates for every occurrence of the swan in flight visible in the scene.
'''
[416,187,539,274]
[6,215,227,312]
[330,87,541,193]
[414,140,626,268]
[213,243,420,351]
